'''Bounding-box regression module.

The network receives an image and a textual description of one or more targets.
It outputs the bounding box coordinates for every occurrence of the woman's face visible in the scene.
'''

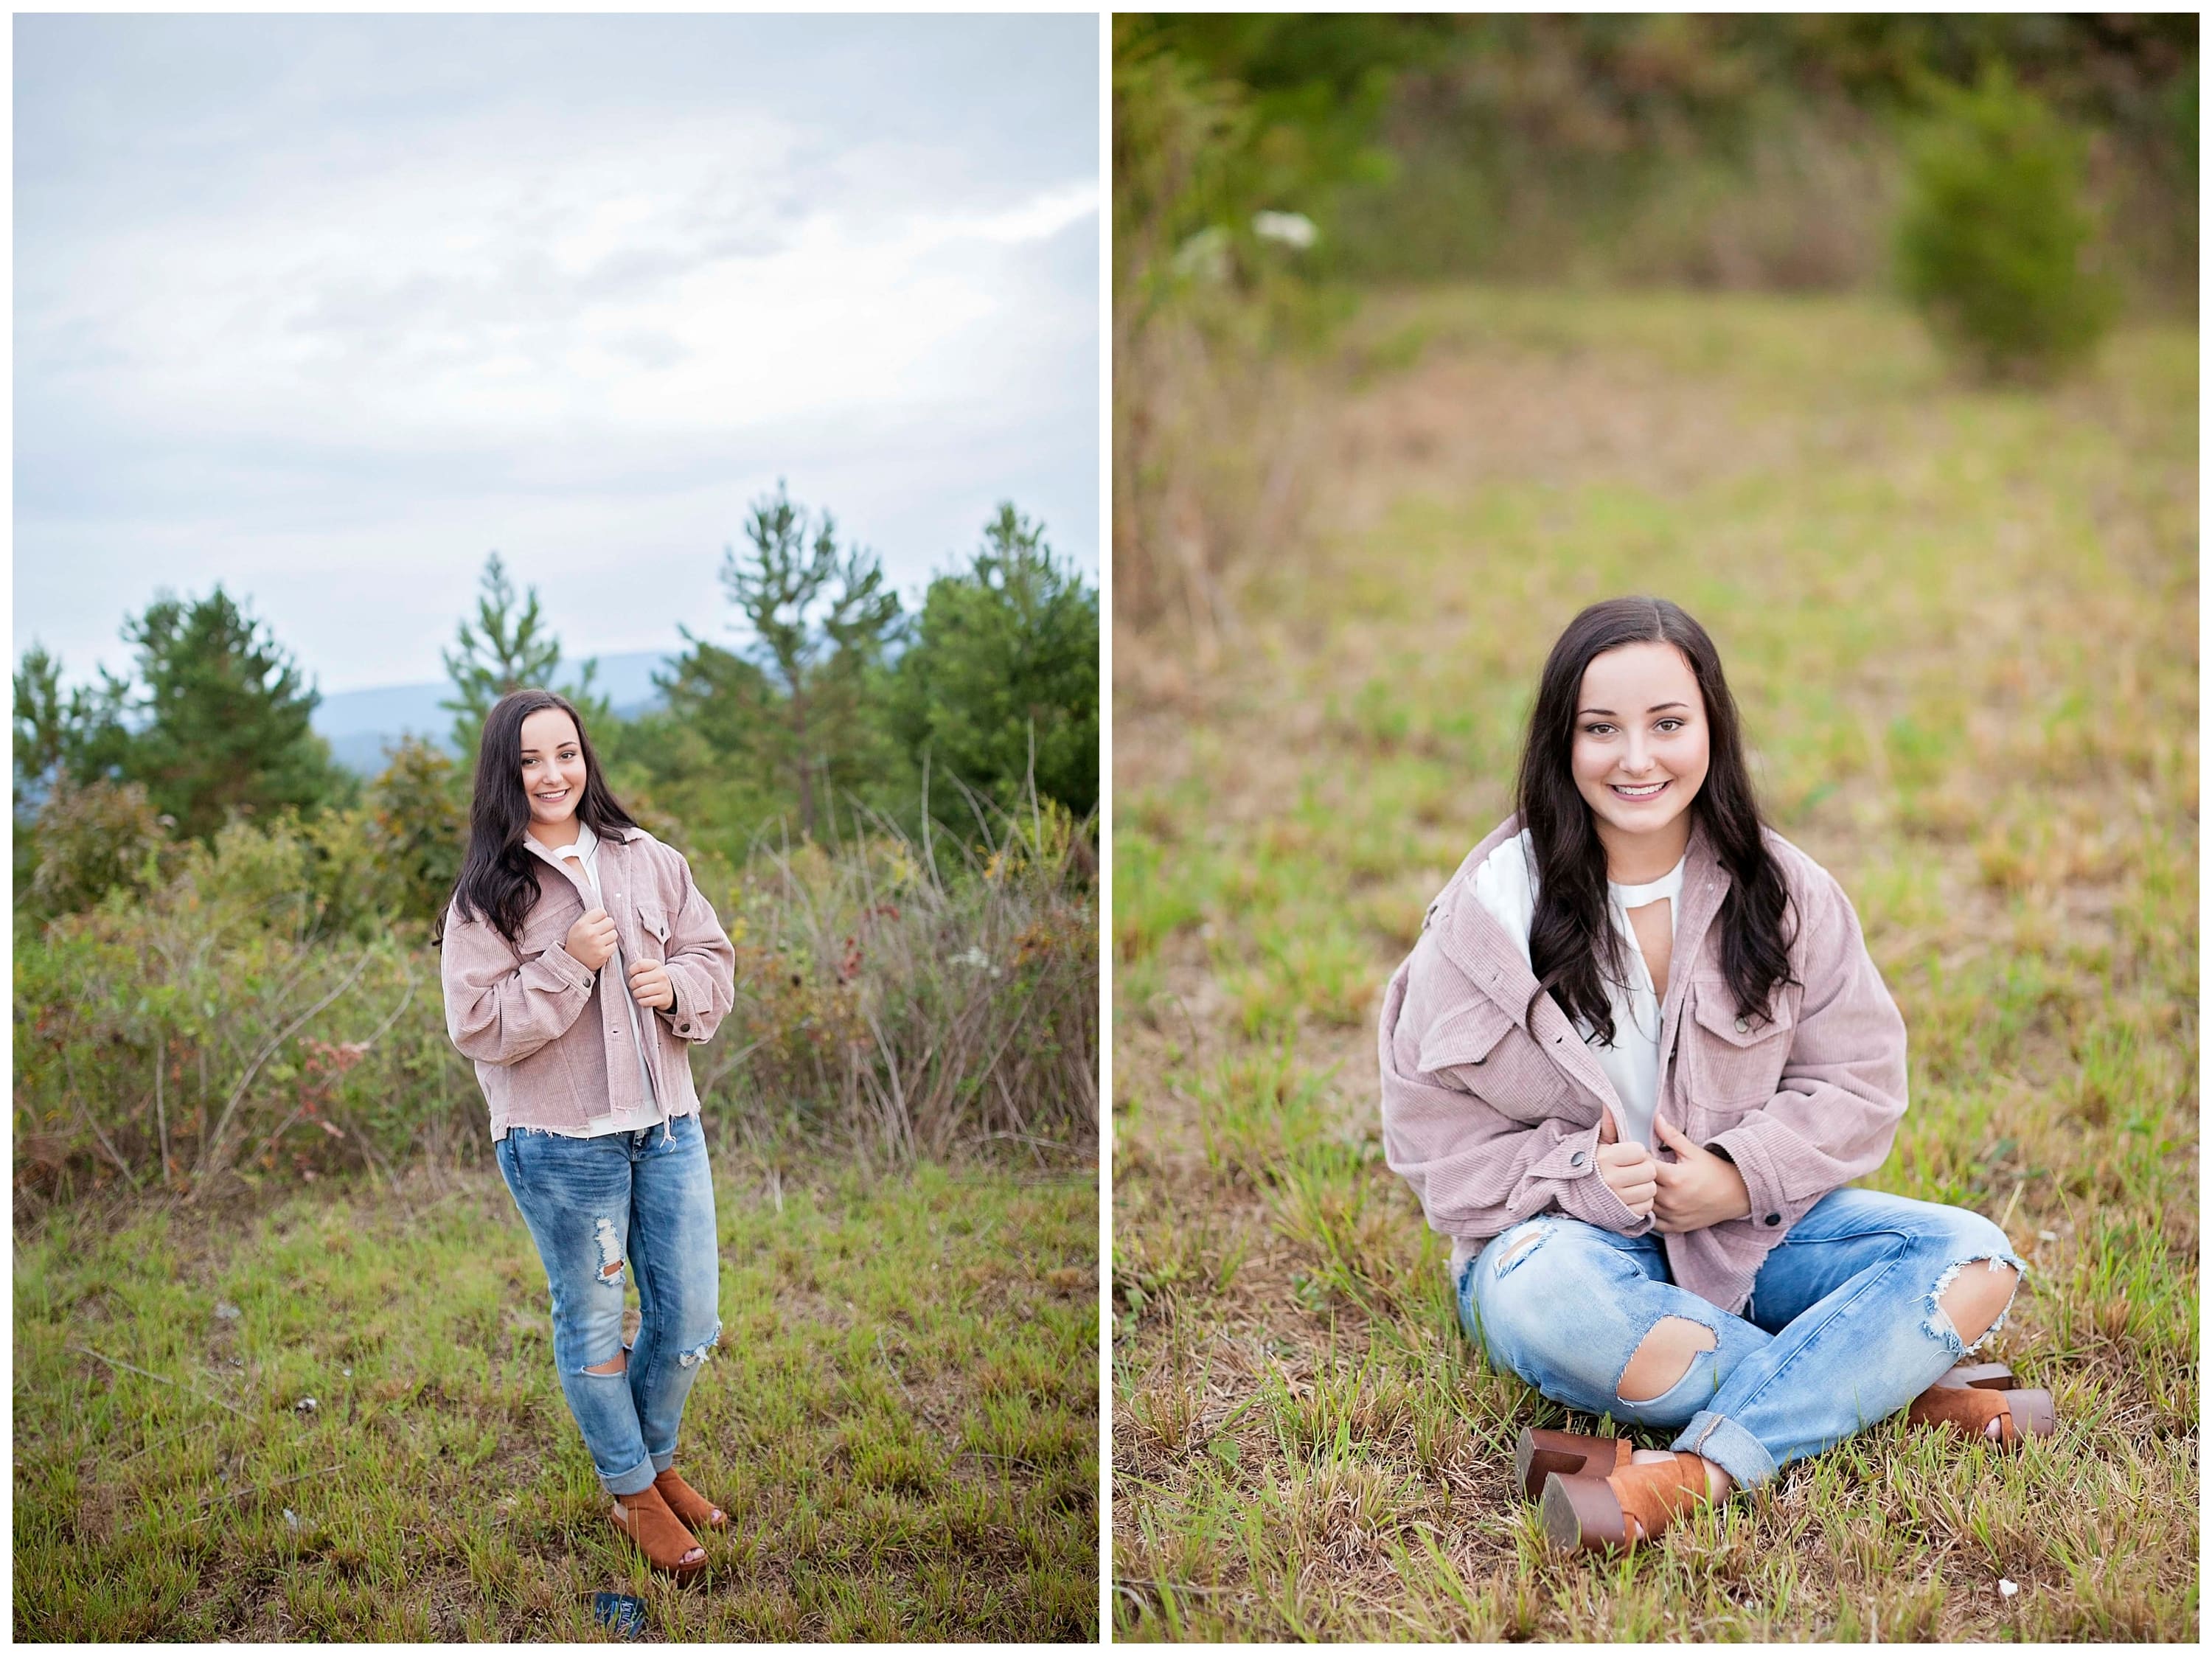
[1571,641,1710,852]
[518,708,588,832]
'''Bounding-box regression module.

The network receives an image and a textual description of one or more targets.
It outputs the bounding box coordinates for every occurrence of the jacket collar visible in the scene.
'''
[518,820,646,901]
[1430,812,1734,1102]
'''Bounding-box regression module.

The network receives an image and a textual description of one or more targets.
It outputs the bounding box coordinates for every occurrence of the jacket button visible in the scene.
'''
[1735,1016,1750,1033]
[1569,1150,1588,1169]
[1764,1213,1781,1226]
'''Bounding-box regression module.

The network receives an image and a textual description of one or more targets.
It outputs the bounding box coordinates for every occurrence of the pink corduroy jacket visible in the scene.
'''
[441,825,738,1141]
[1377,813,1909,1314]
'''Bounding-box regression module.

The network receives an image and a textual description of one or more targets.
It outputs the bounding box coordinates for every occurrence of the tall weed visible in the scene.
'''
[711,790,1098,1162]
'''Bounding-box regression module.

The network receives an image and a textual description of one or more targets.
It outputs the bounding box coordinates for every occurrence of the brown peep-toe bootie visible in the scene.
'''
[1512,1362,2053,1500]
[609,1483,707,1579]
[1540,1451,1718,1554]
[653,1467,728,1531]
[1906,1368,2056,1445]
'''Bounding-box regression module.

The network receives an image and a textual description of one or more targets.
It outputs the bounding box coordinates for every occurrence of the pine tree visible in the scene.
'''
[439,552,611,759]
[886,504,1099,818]
[11,641,131,818]
[77,586,350,841]
[717,483,902,838]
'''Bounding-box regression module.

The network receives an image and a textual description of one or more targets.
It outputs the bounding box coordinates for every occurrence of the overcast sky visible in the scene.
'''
[15,13,1099,696]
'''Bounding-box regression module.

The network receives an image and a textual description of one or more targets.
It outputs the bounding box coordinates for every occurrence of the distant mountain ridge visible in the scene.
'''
[311,649,678,775]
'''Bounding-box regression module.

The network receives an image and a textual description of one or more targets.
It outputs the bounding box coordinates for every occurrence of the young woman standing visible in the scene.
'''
[1378,597,2051,1554]
[438,688,738,1578]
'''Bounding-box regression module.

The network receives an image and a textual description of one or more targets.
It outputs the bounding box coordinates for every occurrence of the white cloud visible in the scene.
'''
[15,14,1099,693]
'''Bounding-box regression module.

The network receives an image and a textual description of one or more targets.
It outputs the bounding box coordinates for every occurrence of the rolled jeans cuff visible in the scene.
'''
[1673,1409,1775,1490]
[605,1455,660,1497]
[651,1449,677,1474]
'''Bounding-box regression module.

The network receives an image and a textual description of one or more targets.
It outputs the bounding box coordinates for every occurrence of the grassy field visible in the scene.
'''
[1111,288,2197,1640]
[15,1153,1098,1641]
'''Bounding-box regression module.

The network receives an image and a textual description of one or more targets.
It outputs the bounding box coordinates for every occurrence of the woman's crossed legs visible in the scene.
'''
[1460,1187,2025,1492]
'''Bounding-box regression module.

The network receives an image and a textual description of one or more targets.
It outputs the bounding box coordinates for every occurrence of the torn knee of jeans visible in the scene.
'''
[592,1217,625,1289]
[581,1352,627,1376]
[1615,1314,1719,1405]
[676,1319,724,1368]
[1925,1253,2026,1355]
[1491,1220,1551,1279]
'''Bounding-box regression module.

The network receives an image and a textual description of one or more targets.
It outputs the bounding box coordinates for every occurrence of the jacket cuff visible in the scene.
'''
[1710,1118,1792,1233]
[1537,1124,1653,1236]
[655,967,705,1040]
[539,942,595,993]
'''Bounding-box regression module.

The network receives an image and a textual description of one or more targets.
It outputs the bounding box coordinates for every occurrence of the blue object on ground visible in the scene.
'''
[592,1593,647,1640]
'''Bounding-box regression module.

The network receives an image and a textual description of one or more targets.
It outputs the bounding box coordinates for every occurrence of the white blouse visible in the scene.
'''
[1467,829,1684,1150]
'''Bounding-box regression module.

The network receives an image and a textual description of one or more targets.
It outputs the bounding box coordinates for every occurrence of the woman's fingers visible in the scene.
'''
[625,961,672,1007]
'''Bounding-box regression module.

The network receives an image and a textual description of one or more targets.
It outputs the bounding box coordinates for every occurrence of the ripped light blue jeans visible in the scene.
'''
[1460,1187,2025,1490]
[495,1113,723,1497]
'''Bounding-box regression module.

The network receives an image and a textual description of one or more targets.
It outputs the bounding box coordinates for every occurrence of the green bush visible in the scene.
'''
[27,773,175,916]
[364,734,467,935]
[13,845,430,1204]
[1894,68,2118,382]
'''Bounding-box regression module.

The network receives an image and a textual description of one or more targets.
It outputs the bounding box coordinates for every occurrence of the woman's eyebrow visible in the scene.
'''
[1577,701,1690,717]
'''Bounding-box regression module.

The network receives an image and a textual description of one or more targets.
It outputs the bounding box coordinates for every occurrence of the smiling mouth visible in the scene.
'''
[1610,780,1670,800]
[536,788,570,803]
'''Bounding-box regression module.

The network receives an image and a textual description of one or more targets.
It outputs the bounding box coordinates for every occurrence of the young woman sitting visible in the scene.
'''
[1377,596,2049,1554]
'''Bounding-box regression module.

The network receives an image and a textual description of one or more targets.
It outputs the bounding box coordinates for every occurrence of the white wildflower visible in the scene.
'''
[1172,226,1231,282]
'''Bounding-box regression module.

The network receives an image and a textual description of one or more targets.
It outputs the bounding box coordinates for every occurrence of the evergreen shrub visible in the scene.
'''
[1895,69,2118,382]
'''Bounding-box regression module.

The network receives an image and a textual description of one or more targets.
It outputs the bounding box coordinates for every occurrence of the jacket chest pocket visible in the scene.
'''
[1419,1000,1575,1124]
[1686,973,1797,1113]
[633,900,669,964]
[518,908,577,964]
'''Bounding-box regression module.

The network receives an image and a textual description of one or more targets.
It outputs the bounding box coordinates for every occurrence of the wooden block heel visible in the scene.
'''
[2002,1387,2056,1438]
[1938,1360,2017,1391]
[1514,1427,1630,1503]
[1539,1470,1634,1553]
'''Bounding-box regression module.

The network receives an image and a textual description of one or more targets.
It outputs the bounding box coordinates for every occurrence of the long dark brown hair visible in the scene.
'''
[1514,596,1796,1044]
[432,688,639,948]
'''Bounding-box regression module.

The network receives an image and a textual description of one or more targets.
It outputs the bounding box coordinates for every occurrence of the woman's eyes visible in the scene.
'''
[520,751,580,768]
[1581,720,1687,737]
